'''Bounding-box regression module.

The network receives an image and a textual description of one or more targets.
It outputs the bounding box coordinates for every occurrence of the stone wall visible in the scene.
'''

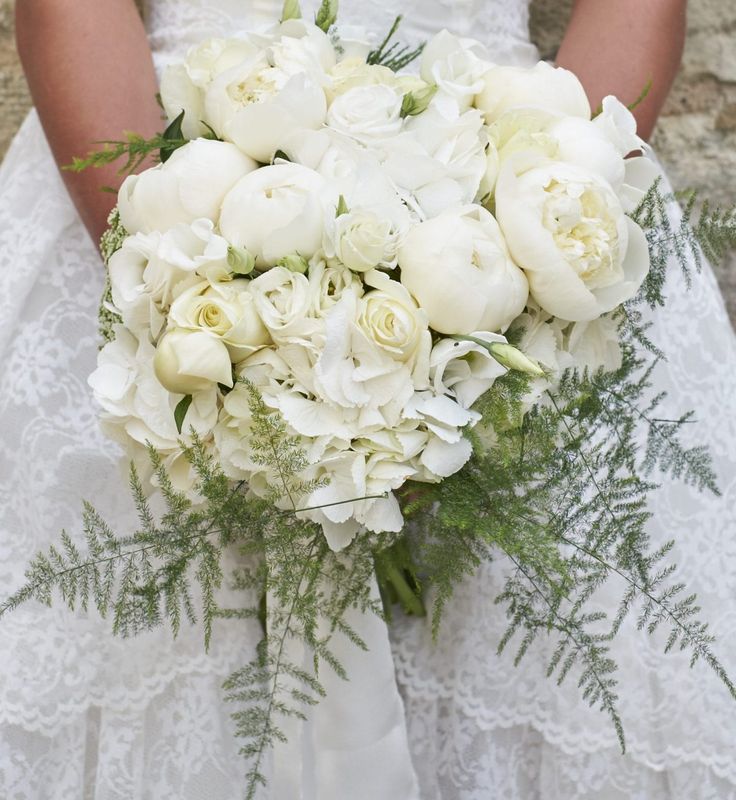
[1,0,735,316]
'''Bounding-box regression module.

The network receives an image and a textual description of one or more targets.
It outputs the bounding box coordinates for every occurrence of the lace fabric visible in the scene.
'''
[1,1,735,797]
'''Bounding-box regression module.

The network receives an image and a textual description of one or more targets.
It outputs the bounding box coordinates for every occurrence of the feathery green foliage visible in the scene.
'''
[2,180,736,793]
[366,15,425,71]
[633,178,736,308]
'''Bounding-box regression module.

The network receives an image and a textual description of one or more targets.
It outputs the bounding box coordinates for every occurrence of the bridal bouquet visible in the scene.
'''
[5,1,736,796]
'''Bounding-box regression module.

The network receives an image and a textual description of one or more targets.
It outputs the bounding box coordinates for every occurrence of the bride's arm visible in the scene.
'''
[554,0,687,140]
[15,0,163,243]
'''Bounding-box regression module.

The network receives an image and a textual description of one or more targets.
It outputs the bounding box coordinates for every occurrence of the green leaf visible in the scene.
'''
[315,0,338,32]
[160,110,186,163]
[336,195,349,217]
[272,149,292,164]
[174,394,193,434]
[281,0,302,21]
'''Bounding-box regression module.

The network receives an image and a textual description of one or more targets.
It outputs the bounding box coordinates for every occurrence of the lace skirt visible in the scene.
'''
[2,109,736,799]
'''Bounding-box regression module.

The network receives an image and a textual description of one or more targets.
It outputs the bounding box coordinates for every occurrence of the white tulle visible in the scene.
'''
[1,1,735,798]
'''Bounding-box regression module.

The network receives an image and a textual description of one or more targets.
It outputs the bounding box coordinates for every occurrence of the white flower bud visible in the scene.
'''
[153,328,233,394]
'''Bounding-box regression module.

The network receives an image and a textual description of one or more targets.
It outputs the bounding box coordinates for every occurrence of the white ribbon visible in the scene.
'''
[268,575,420,800]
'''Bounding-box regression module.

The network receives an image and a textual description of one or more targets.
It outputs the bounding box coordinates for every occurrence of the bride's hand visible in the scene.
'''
[15,0,163,244]
[554,0,687,140]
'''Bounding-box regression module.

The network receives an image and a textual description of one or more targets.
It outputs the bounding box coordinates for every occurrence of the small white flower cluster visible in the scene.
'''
[90,16,653,550]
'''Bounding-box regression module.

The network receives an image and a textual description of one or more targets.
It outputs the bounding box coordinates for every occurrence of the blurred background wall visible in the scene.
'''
[1,0,735,317]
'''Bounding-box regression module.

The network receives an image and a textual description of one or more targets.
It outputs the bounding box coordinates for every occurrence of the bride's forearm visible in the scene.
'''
[15,0,162,243]
[555,0,687,140]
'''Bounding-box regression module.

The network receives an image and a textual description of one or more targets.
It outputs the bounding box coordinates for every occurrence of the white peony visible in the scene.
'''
[398,204,529,335]
[323,207,402,272]
[482,98,644,197]
[204,48,327,163]
[153,327,234,394]
[118,139,257,234]
[476,61,591,123]
[495,159,650,321]
[160,37,260,138]
[219,163,328,267]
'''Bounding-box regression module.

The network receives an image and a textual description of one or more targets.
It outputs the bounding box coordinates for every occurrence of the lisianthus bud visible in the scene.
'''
[277,253,310,274]
[281,0,302,22]
[227,245,256,275]
[487,342,544,376]
[400,84,438,118]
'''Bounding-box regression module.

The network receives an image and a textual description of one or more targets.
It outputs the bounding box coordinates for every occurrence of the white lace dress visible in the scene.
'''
[1,1,735,798]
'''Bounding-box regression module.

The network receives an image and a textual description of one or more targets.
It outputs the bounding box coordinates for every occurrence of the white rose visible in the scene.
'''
[153,328,233,394]
[249,266,321,345]
[420,29,489,111]
[323,208,401,272]
[118,139,257,234]
[326,84,404,144]
[398,204,529,334]
[358,269,431,373]
[219,163,328,267]
[168,279,271,361]
[495,159,650,321]
[476,61,591,123]
[383,104,487,218]
[204,51,327,163]
[429,331,507,409]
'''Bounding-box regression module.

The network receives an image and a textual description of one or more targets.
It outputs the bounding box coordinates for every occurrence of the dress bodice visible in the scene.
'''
[143,0,537,71]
